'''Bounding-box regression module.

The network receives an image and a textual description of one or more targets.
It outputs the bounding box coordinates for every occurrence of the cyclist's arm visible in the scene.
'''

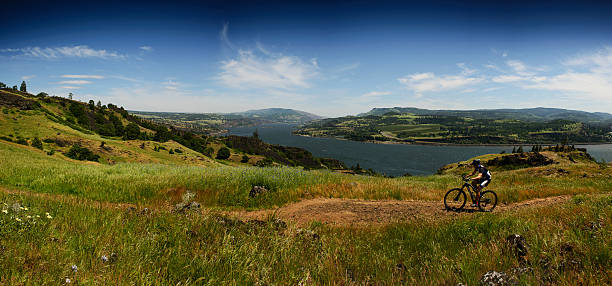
[471,172,483,180]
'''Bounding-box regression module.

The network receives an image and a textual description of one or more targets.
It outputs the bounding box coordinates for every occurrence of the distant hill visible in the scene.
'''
[360,107,612,123]
[231,108,323,124]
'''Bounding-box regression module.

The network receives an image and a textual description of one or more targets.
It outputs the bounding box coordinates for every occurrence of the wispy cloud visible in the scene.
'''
[139,46,153,52]
[362,91,391,97]
[219,50,318,90]
[60,86,82,89]
[58,80,92,85]
[21,75,35,80]
[398,71,483,96]
[1,45,125,59]
[61,74,105,79]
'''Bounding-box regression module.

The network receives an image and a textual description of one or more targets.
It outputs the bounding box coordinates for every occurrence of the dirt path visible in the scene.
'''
[231,195,578,226]
[2,187,600,226]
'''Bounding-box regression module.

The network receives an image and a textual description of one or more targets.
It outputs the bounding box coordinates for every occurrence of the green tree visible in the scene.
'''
[124,123,140,140]
[97,100,102,109]
[0,82,6,88]
[216,147,231,160]
[517,146,524,153]
[68,92,73,100]
[88,100,96,110]
[20,81,27,92]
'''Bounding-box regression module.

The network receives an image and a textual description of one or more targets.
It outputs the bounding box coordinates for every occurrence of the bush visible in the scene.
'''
[31,137,43,150]
[216,147,231,160]
[16,138,28,146]
[64,145,100,162]
[241,154,250,163]
[174,148,183,154]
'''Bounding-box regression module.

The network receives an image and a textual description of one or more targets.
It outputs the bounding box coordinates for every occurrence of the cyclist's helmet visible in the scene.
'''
[471,159,481,166]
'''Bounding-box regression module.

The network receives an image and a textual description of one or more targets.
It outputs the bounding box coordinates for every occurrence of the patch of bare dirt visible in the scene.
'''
[231,195,580,226]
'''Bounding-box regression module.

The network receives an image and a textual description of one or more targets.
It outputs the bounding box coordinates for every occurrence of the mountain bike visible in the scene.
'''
[444,175,497,212]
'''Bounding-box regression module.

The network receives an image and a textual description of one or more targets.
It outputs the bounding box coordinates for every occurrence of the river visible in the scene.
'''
[228,124,612,176]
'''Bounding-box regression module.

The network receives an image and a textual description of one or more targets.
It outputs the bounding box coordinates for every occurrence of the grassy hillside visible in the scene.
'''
[296,111,612,144]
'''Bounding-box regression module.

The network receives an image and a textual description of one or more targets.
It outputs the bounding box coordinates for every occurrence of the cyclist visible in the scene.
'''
[468,159,491,207]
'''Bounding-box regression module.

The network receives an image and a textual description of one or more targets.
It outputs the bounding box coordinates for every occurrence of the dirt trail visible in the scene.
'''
[1,187,598,226]
[231,195,577,226]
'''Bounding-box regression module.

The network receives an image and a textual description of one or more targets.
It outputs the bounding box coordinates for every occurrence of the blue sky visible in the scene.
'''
[1,0,612,117]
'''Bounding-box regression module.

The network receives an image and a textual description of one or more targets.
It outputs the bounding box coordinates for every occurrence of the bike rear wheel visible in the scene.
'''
[478,190,498,212]
[444,188,466,211]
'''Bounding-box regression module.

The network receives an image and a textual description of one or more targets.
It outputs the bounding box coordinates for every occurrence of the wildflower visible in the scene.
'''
[65,277,71,284]
[1,210,7,214]
[23,207,28,211]
[15,217,22,222]
[36,215,40,218]
[101,255,108,262]
[71,265,78,272]
[46,213,53,219]
[27,215,32,219]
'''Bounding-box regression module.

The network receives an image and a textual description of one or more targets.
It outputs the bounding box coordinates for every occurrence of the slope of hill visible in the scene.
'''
[297,108,612,144]
[131,108,323,135]
[0,89,343,171]
[360,107,612,123]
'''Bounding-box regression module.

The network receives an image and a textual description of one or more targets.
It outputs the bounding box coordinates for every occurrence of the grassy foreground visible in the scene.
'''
[1,191,610,285]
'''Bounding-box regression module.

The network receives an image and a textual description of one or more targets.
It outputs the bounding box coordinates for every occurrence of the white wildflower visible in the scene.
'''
[101,255,108,262]
[26,215,32,219]
[46,214,53,219]
[1,210,7,214]
[15,217,21,222]
[65,277,71,284]
[71,265,78,272]
[36,215,40,218]
[23,207,28,211]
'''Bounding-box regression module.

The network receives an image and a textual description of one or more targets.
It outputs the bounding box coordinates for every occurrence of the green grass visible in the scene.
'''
[1,190,609,284]
[1,141,611,209]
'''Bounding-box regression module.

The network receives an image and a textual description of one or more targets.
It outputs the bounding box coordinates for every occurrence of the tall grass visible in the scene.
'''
[1,191,609,284]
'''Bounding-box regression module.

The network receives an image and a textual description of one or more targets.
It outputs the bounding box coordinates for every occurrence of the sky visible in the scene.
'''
[1,0,612,117]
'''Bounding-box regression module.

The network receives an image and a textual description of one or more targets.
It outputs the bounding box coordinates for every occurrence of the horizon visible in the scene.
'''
[2,0,612,117]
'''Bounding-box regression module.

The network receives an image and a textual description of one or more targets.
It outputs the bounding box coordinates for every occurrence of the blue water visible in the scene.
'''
[228,124,612,176]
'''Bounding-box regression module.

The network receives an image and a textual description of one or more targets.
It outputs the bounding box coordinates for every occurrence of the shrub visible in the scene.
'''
[64,145,100,162]
[16,138,28,146]
[241,154,250,163]
[216,147,231,160]
[174,148,183,154]
[31,137,43,150]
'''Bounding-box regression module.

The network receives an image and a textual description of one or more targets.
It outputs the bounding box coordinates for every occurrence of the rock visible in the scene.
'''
[249,185,269,198]
[480,271,516,286]
[174,201,201,213]
[506,234,529,263]
[296,228,320,241]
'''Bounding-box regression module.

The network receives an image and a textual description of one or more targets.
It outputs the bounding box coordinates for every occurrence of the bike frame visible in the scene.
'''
[461,180,479,204]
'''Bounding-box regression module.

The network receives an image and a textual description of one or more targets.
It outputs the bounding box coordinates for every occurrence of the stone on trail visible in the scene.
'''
[479,271,516,286]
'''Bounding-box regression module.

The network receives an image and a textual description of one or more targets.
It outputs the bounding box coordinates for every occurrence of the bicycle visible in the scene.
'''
[444,175,497,212]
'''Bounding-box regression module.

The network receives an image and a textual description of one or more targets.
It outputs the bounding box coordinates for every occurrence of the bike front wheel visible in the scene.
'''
[478,190,498,212]
[444,188,466,211]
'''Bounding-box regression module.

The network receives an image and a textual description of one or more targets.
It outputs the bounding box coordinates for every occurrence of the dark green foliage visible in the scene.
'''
[12,86,18,90]
[64,145,100,162]
[16,138,28,146]
[46,149,55,155]
[203,147,214,157]
[42,138,55,143]
[216,147,231,160]
[174,148,183,154]
[169,149,174,154]
[241,154,249,163]
[0,82,6,88]
[31,137,43,150]
[36,92,48,98]
[517,146,524,153]
[88,100,95,110]
[68,102,89,126]
[19,81,26,92]
[124,123,141,140]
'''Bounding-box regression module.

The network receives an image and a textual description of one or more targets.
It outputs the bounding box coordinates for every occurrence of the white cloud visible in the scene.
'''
[61,74,105,79]
[58,80,92,85]
[60,86,82,89]
[1,45,125,59]
[362,91,391,97]
[139,46,153,52]
[218,50,318,90]
[398,72,483,96]
[491,75,527,83]
[21,75,35,80]
[457,63,477,75]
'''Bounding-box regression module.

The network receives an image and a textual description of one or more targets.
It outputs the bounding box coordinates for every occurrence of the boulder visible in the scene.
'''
[480,271,516,286]
[249,185,269,198]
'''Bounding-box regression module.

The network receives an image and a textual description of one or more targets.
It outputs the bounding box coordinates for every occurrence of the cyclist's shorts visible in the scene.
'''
[475,178,490,188]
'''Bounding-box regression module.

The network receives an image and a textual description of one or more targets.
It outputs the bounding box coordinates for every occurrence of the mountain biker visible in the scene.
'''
[468,159,491,207]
